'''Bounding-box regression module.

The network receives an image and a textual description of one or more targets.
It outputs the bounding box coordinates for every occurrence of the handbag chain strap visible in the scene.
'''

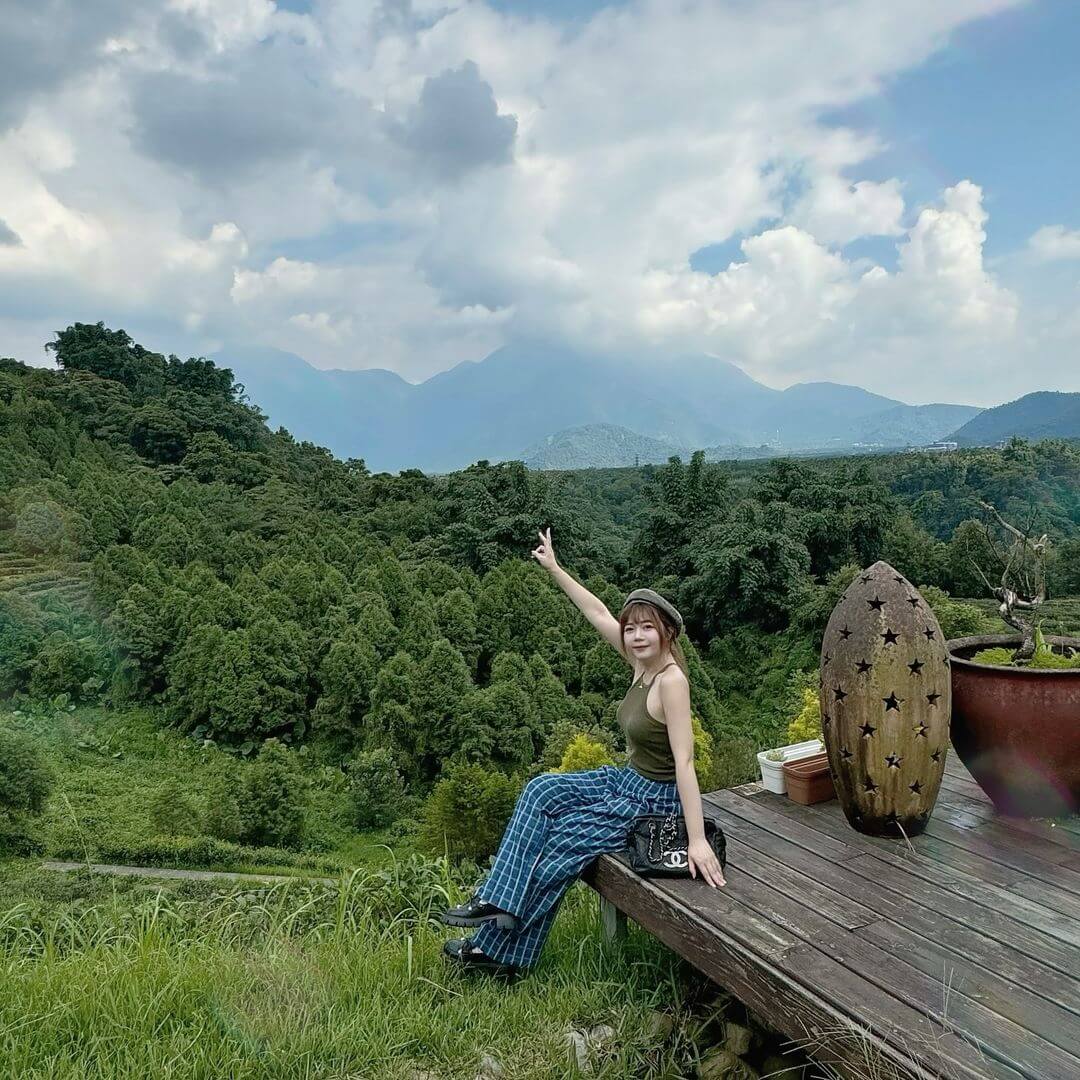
[647,809,681,862]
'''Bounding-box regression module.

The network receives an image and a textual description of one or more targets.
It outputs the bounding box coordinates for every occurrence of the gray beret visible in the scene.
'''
[620,588,684,635]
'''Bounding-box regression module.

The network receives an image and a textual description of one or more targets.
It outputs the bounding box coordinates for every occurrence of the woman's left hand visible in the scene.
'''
[687,838,726,888]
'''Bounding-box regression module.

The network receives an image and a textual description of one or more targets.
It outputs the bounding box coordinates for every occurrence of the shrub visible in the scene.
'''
[540,717,616,770]
[0,729,54,855]
[918,586,993,641]
[418,762,522,863]
[86,834,345,872]
[691,714,716,789]
[236,740,307,849]
[347,749,406,829]
[557,733,615,773]
[148,777,202,837]
[786,687,822,743]
[201,767,244,842]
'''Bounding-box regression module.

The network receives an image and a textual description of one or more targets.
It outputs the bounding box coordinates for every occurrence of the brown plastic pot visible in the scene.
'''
[783,753,835,805]
[947,634,1080,818]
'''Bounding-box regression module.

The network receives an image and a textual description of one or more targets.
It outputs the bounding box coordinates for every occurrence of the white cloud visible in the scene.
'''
[790,176,905,245]
[2,0,1074,403]
[1028,224,1080,262]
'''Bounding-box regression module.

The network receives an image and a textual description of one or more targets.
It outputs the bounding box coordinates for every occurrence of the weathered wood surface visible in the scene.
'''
[585,752,1080,1080]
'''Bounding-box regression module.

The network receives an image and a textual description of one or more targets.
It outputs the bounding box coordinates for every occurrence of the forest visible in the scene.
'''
[2,320,1080,867]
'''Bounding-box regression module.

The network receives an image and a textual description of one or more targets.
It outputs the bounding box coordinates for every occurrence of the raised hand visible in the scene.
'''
[531,526,559,572]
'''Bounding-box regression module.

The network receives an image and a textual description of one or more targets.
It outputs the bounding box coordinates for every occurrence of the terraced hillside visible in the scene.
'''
[0,550,91,613]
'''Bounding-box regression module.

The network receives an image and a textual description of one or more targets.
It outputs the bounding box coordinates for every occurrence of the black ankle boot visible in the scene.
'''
[442,938,520,978]
[442,896,520,931]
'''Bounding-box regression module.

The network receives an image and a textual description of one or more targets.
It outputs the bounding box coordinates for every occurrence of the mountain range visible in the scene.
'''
[214,343,1071,473]
[947,391,1080,447]
[212,341,1071,468]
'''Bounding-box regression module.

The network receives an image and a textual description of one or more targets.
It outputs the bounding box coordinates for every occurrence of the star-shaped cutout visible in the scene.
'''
[923,627,936,640]
[823,652,831,666]
[838,626,852,640]
[913,721,928,739]
[867,596,885,611]
[860,721,877,738]
[909,780,923,795]
[863,776,879,794]
[885,752,903,769]
[822,712,831,728]
[881,628,899,646]
[833,685,847,703]
[859,573,874,585]
[926,692,941,707]
[893,575,906,585]
[906,596,920,608]
[883,692,902,711]
[907,659,924,675]
[930,748,943,763]
[855,659,873,675]
[840,746,853,761]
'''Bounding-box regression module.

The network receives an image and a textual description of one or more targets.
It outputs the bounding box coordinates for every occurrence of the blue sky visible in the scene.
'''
[0,0,1077,406]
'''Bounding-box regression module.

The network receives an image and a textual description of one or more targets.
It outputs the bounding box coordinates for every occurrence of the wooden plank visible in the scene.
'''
[751,794,1080,951]
[1009,876,1080,924]
[937,779,1080,854]
[585,856,1022,1080]
[939,771,1080,841]
[723,836,1080,1071]
[919,816,1080,898]
[934,790,1080,862]
[710,796,1080,1018]
[707,790,1080,1014]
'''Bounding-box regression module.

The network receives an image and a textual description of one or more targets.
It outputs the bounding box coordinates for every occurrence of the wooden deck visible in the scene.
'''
[586,752,1080,1080]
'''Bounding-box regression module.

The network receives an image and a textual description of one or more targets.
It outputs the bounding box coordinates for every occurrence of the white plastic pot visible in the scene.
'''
[757,739,825,794]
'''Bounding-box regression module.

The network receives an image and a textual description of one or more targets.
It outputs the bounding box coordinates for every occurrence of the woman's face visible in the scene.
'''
[624,616,663,659]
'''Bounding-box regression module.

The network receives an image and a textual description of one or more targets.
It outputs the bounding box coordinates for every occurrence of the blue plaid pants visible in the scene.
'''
[470,764,680,968]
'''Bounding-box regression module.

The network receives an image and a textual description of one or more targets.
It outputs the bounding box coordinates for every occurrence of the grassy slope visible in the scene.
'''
[0,862,690,1079]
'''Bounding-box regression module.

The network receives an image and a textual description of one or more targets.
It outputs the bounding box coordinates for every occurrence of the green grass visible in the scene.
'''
[1,704,361,873]
[0,863,690,1079]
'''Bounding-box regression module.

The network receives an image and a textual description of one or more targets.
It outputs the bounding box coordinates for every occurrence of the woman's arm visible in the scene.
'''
[660,673,726,887]
[532,528,627,658]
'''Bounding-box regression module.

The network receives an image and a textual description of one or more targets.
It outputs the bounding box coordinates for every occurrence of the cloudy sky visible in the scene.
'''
[1,0,1077,405]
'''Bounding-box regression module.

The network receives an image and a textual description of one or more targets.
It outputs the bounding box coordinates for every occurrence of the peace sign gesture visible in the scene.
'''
[532,527,559,572]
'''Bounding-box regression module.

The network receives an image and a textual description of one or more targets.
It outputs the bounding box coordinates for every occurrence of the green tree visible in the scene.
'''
[237,740,307,848]
[418,761,522,862]
[313,628,381,745]
[0,728,53,853]
[347,749,406,828]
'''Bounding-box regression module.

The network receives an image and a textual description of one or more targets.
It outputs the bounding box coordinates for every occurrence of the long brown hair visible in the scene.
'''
[618,600,690,680]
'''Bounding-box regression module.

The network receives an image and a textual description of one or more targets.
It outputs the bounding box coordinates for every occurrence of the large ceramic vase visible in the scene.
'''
[819,561,950,838]
[947,634,1080,818]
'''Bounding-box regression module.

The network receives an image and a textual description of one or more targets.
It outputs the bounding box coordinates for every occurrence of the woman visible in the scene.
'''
[441,526,726,978]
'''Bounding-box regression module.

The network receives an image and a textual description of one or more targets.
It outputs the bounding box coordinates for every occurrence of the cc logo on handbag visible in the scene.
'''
[663,850,688,869]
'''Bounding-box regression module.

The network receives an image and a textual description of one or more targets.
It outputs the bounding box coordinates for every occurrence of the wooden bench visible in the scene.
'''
[583,757,1080,1080]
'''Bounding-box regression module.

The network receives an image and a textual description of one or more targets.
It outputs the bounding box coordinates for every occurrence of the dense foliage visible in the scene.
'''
[2,322,1079,858]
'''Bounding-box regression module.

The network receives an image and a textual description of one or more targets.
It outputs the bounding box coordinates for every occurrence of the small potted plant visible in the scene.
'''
[757,687,824,793]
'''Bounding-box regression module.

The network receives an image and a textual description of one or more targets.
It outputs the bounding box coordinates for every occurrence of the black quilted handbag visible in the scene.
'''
[624,810,727,877]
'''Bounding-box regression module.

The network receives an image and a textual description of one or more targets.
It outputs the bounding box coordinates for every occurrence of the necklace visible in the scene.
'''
[638,659,675,688]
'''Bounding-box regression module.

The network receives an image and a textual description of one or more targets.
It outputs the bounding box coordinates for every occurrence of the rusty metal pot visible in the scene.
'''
[947,634,1080,818]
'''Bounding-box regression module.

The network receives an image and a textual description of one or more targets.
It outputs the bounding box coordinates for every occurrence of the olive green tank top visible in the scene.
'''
[616,661,678,782]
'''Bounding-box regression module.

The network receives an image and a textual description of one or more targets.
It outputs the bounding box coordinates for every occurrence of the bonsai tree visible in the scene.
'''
[970,501,1049,662]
